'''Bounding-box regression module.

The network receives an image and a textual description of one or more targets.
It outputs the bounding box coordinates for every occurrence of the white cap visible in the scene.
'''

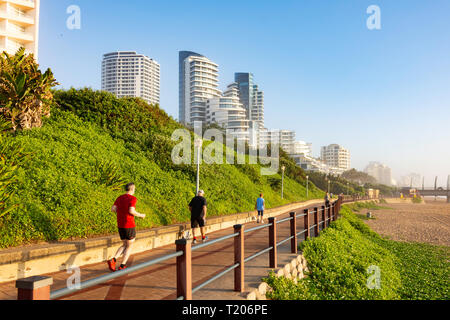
[198,190,205,196]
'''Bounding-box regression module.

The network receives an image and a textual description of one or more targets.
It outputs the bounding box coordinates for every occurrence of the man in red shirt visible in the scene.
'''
[107,183,146,271]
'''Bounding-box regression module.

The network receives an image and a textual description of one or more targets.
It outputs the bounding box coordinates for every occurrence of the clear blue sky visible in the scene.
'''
[38,0,450,186]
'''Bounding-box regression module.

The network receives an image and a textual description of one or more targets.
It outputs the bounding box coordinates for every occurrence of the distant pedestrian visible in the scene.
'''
[107,183,146,272]
[255,193,265,224]
[325,192,330,207]
[189,190,208,244]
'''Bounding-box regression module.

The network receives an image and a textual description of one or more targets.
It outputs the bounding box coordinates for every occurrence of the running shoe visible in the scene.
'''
[193,238,197,244]
[202,236,209,243]
[107,258,116,272]
[118,264,127,271]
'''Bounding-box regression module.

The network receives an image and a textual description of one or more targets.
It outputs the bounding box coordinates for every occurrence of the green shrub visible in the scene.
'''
[264,205,449,300]
[412,197,423,204]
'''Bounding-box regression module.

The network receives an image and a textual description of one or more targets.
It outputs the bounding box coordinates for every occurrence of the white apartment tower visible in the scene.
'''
[321,144,351,171]
[102,51,160,105]
[179,51,221,126]
[0,0,40,60]
[206,82,250,143]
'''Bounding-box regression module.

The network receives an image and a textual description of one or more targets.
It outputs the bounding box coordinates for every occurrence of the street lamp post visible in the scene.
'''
[347,182,349,196]
[194,138,203,194]
[306,175,309,198]
[281,166,286,199]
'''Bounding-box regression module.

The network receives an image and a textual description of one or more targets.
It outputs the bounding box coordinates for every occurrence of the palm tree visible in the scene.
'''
[0,48,58,131]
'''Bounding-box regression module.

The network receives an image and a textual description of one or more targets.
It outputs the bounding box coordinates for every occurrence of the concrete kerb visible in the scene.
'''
[0,199,324,284]
[246,254,309,300]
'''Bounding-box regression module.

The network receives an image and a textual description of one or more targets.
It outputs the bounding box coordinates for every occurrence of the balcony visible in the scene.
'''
[0,0,35,9]
[0,11,34,26]
[0,27,34,41]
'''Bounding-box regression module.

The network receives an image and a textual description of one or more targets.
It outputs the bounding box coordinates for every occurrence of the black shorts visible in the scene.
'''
[191,216,205,228]
[258,210,264,216]
[118,228,136,241]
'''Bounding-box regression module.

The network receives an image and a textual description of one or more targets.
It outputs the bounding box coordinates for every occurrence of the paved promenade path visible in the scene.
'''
[0,202,324,300]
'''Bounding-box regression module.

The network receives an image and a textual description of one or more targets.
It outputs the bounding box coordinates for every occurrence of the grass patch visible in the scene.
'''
[412,197,423,204]
[263,205,449,300]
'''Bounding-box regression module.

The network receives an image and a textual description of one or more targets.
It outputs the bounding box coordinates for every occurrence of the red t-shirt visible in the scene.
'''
[114,194,137,228]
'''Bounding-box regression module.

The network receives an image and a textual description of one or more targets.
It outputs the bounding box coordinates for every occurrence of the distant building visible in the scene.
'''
[206,82,249,143]
[179,51,221,126]
[0,0,40,61]
[365,162,393,186]
[321,144,351,171]
[102,51,160,105]
[290,154,345,176]
[234,73,265,129]
[291,141,313,157]
[259,129,295,154]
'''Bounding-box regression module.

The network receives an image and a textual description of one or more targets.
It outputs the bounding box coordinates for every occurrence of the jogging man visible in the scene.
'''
[107,183,145,272]
[255,193,265,223]
[189,190,208,244]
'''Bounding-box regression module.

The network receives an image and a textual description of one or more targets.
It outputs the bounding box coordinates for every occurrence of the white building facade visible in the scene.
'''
[320,144,351,171]
[0,0,40,60]
[291,141,313,157]
[206,83,249,143]
[102,51,160,105]
[179,51,221,126]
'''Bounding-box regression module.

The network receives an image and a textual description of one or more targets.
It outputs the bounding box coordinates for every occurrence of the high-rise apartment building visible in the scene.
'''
[259,129,295,154]
[206,82,249,143]
[0,0,40,60]
[365,162,393,186]
[102,51,160,105]
[234,73,264,129]
[179,51,221,126]
[321,144,351,171]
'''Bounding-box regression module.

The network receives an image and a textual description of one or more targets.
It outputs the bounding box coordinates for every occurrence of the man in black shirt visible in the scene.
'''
[189,190,208,244]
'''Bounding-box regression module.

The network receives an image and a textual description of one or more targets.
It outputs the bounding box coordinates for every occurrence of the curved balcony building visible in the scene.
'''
[179,51,221,126]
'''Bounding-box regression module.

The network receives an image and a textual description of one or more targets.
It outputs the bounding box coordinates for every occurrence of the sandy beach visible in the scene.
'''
[360,199,450,247]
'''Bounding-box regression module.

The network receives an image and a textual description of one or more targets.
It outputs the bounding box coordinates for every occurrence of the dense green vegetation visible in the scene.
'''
[264,202,449,300]
[0,88,324,248]
[308,170,398,197]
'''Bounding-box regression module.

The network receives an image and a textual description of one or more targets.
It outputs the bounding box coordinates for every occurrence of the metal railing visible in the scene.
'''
[16,196,346,301]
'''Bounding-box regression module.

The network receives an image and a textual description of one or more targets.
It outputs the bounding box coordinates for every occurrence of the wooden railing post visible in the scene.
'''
[314,207,319,236]
[321,205,326,231]
[233,224,245,293]
[16,276,53,300]
[289,212,297,254]
[269,217,277,268]
[304,209,310,240]
[176,239,192,300]
[327,205,331,227]
[331,202,336,221]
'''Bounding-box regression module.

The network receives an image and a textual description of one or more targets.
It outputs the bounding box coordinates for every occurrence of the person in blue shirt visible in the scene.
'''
[255,193,265,223]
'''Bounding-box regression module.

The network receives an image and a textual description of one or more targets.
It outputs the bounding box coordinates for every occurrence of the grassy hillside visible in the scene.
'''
[0,89,323,248]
